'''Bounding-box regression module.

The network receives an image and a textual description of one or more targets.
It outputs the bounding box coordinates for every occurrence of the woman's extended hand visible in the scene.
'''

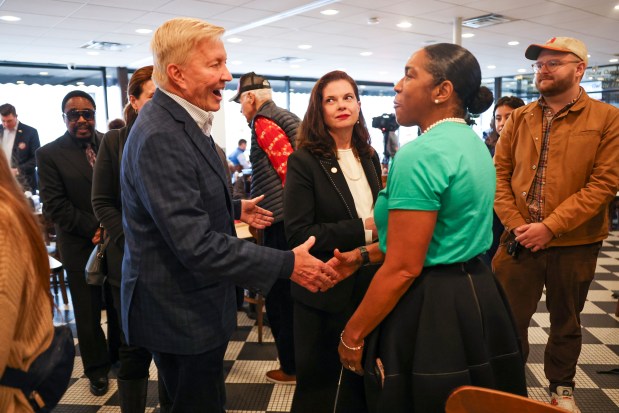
[338,330,364,375]
[326,248,362,283]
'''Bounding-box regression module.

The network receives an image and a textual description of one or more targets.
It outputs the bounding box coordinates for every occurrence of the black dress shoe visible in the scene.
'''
[89,376,109,396]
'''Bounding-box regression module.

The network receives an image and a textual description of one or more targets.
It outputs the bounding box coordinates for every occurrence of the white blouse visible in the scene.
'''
[338,148,374,244]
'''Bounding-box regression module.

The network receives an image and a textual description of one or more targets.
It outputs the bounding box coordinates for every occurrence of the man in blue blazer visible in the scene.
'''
[0,103,40,191]
[121,17,336,412]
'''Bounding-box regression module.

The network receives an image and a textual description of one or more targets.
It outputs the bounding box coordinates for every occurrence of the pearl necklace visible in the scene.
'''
[423,118,467,134]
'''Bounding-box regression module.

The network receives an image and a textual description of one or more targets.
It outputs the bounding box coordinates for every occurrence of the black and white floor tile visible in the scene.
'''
[52,235,619,412]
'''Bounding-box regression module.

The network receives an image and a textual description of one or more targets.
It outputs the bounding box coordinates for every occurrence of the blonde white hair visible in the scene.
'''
[151,17,224,89]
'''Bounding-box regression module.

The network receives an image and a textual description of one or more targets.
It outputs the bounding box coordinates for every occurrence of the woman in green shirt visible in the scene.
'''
[330,43,527,412]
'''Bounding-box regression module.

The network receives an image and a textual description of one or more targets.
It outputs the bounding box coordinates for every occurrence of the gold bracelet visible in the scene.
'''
[340,331,364,351]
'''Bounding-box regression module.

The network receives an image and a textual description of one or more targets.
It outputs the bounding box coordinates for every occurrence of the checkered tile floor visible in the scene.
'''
[51,236,619,412]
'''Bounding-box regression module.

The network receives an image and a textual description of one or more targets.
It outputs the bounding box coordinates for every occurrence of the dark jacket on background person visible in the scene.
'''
[37,131,103,271]
[92,127,128,287]
[250,100,300,223]
[1,122,40,191]
[284,147,382,312]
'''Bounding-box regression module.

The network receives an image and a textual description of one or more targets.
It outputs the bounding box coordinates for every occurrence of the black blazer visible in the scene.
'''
[284,147,383,312]
[36,131,103,272]
[1,122,40,191]
[92,127,128,287]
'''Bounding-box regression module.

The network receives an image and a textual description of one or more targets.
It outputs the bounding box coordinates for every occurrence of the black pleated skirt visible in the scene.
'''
[363,257,527,413]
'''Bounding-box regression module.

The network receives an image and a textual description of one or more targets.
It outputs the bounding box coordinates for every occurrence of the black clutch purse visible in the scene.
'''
[85,224,108,286]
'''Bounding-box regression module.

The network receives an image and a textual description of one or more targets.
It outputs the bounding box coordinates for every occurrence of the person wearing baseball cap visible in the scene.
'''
[493,37,619,412]
[232,71,300,385]
[229,72,272,103]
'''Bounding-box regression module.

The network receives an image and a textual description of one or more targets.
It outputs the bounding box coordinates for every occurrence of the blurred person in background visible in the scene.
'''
[37,90,120,397]
[92,65,170,412]
[482,96,525,265]
[231,71,299,385]
[0,103,40,192]
[107,118,126,130]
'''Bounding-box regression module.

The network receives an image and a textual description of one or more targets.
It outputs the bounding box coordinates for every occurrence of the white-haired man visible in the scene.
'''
[231,72,300,385]
[120,17,336,412]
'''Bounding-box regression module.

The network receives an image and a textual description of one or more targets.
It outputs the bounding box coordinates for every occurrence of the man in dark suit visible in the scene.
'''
[121,17,336,412]
[37,90,120,397]
[0,103,40,191]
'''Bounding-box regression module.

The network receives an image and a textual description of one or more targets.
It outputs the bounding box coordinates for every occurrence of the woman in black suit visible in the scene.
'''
[91,66,169,412]
[284,70,382,413]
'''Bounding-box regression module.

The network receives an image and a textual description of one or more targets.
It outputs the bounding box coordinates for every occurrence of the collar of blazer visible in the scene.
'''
[55,131,101,183]
[316,152,381,219]
[151,90,230,200]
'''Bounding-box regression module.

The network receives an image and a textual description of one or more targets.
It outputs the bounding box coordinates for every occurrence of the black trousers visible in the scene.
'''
[110,284,154,380]
[263,222,295,375]
[66,269,119,380]
[152,343,227,413]
[291,301,367,413]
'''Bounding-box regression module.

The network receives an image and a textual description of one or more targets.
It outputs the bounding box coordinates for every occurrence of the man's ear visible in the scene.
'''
[166,63,184,89]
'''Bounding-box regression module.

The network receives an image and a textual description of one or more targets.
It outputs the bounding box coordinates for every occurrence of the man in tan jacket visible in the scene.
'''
[493,37,619,413]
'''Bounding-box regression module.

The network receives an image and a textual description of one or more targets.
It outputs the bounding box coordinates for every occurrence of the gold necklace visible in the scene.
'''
[340,154,362,181]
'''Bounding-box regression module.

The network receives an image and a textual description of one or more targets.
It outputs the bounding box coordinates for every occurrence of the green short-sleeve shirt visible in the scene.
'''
[374,122,495,266]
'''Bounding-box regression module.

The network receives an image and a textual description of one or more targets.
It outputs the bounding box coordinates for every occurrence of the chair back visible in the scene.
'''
[445,386,566,413]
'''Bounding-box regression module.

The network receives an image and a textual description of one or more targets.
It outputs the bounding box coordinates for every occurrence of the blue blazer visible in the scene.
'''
[120,90,294,354]
[1,122,40,191]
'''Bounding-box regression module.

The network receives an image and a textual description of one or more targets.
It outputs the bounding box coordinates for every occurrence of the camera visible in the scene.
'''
[371,113,399,132]
[506,239,521,258]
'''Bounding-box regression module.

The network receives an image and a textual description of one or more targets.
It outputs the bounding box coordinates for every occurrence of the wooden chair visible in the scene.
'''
[235,222,266,343]
[445,386,566,413]
[244,292,265,343]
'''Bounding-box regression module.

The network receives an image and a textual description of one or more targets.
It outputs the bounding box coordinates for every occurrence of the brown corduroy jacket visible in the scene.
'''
[494,89,619,247]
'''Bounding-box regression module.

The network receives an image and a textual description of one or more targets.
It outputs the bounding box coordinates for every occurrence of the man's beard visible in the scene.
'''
[69,124,94,140]
[535,75,573,97]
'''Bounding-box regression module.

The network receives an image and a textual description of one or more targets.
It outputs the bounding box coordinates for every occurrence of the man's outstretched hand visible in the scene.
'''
[291,236,337,293]
[240,195,274,229]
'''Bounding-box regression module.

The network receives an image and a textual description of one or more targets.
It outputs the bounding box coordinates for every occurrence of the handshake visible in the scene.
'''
[290,237,363,293]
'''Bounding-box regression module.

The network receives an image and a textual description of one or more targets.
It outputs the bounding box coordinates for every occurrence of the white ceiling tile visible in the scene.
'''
[88,0,169,11]
[241,0,318,13]
[210,7,274,23]
[128,12,184,26]
[0,0,84,16]
[154,1,233,19]
[52,17,125,32]
[70,4,148,22]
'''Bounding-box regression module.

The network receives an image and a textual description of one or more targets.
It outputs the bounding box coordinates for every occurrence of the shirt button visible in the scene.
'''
[532,165,537,170]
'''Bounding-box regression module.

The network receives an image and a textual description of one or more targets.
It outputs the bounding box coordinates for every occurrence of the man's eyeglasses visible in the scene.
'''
[531,60,582,73]
[63,109,96,122]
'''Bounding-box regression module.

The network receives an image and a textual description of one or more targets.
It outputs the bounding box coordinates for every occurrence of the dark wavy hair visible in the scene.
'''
[423,43,493,116]
[297,70,373,159]
[123,65,154,126]
[493,96,525,117]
